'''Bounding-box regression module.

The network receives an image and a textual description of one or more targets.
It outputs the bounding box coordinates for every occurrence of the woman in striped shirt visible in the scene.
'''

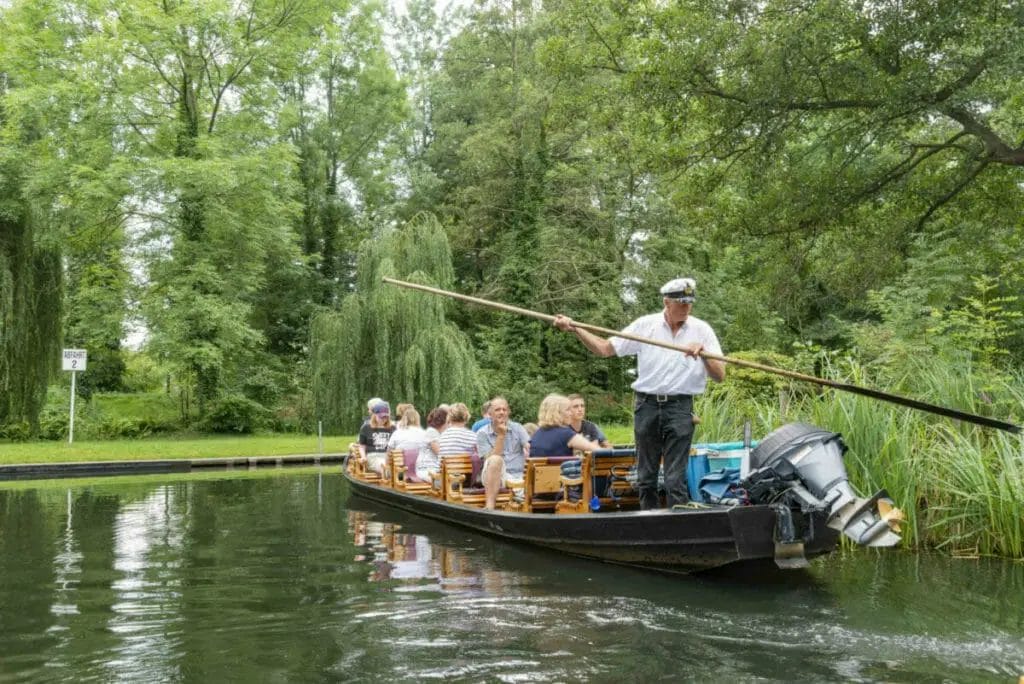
[438,402,478,457]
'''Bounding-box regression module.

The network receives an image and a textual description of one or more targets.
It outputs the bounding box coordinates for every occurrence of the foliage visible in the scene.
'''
[926,275,1022,372]
[202,394,270,435]
[0,4,66,433]
[310,213,485,432]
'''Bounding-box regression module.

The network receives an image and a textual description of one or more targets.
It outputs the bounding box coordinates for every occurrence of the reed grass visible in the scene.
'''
[926,428,1024,558]
[786,359,1022,558]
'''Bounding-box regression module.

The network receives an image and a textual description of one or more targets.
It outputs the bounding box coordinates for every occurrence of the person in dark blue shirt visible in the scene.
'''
[471,400,492,432]
[530,394,601,457]
[567,393,612,448]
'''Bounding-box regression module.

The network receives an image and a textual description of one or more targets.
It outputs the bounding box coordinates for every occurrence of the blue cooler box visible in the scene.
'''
[687,442,754,501]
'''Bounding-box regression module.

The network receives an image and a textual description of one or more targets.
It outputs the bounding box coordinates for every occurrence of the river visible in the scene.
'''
[0,468,1021,682]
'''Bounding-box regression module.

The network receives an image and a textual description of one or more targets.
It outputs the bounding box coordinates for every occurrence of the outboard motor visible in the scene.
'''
[742,423,903,568]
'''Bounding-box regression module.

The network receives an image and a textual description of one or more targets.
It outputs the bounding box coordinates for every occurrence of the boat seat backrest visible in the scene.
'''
[590,453,639,509]
[389,449,432,494]
[522,456,592,514]
[440,453,511,507]
[349,442,383,482]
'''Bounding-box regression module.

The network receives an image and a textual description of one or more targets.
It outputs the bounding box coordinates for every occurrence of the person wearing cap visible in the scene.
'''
[552,277,725,509]
[358,400,396,477]
[362,397,384,428]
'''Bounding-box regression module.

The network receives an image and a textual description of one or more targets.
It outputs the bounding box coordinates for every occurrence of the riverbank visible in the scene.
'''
[0,426,638,466]
[0,433,356,465]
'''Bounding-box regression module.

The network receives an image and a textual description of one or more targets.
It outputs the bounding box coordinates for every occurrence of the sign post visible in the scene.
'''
[62,349,87,444]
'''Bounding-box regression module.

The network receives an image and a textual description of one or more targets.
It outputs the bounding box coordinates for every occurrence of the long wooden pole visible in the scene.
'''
[382,277,1022,434]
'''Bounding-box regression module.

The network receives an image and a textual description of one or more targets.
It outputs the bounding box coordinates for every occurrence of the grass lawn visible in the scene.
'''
[0,433,356,465]
[0,423,636,466]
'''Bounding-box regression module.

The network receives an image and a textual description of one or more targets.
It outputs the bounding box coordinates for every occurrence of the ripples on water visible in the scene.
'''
[0,469,1022,682]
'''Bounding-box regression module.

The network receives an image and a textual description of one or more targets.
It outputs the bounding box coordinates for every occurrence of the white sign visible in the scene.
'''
[62,349,88,371]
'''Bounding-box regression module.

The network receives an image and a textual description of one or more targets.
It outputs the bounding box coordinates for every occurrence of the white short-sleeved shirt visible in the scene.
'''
[610,312,722,395]
[416,427,442,478]
[387,426,429,453]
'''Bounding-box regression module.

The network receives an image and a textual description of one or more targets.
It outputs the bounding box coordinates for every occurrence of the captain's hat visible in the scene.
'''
[660,277,697,302]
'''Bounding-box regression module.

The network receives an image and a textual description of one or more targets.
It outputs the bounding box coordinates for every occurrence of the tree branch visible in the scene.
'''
[941,105,1024,165]
[916,158,990,231]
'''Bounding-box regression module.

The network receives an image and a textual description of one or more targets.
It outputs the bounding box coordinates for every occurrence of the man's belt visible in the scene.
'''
[636,392,693,403]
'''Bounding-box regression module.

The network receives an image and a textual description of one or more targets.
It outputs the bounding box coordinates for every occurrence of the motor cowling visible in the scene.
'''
[743,423,903,549]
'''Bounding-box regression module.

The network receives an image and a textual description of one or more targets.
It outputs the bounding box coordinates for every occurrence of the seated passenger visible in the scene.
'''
[388,407,433,483]
[394,403,416,428]
[476,396,531,509]
[523,422,539,438]
[418,407,448,481]
[358,400,395,477]
[388,407,429,454]
[567,393,612,448]
[437,403,478,458]
[471,400,492,432]
[530,393,601,458]
[361,396,383,428]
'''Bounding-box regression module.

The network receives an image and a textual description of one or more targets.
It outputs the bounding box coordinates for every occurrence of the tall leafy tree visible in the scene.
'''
[82,0,338,414]
[1,0,100,431]
[309,213,484,432]
[550,0,1024,343]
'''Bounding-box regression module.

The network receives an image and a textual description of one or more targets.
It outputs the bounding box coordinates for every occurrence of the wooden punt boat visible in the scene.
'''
[344,467,838,573]
[340,422,898,573]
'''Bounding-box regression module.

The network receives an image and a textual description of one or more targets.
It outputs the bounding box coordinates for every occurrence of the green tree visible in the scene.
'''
[82,0,337,415]
[309,213,484,432]
[0,0,92,431]
[546,0,1024,349]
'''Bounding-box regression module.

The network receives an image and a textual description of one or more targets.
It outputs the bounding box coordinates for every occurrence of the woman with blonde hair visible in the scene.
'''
[437,402,478,458]
[529,394,601,457]
[394,403,416,428]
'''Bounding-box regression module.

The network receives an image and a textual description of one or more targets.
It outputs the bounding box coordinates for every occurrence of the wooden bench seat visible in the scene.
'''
[437,453,511,508]
[590,452,640,510]
[348,442,385,484]
[389,449,433,495]
[521,456,592,514]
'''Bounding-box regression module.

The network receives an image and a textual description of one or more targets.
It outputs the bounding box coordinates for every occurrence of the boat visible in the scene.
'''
[343,422,903,573]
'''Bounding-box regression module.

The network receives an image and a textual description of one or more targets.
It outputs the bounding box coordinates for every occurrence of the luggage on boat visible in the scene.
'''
[697,468,747,505]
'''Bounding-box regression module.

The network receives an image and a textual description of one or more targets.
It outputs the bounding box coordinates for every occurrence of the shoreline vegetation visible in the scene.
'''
[2,0,1022,569]
[2,388,1021,562]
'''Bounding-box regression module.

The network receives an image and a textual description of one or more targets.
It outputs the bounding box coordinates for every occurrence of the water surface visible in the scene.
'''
[0,469,1021,682]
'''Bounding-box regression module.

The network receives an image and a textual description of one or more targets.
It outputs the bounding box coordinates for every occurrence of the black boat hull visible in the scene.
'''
[343,467,839,572]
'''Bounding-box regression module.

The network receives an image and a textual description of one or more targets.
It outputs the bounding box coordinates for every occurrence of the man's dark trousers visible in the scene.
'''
[633,394,694,509]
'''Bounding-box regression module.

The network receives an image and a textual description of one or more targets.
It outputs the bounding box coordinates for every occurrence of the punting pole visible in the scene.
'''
[382,276,1022,435]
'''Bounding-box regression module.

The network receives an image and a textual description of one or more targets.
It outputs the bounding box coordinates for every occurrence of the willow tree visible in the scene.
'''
[0,2,77,433]
[309,213,484,432]
[0,211,62,433]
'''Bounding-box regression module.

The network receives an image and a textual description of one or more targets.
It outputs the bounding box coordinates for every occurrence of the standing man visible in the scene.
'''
[567,393,612,448]
[553,278,725,509]
[476,396,530,509]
